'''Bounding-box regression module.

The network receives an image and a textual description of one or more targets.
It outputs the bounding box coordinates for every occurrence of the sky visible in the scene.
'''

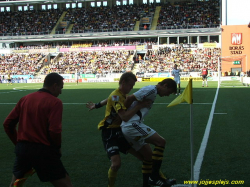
[225,0,250,25]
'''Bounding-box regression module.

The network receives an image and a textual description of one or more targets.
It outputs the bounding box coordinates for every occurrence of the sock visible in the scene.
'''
[151,146,165,179]
[159,170,166,180]
[142,160,152,186]
[108,167,117,187]
[14,168,35,187]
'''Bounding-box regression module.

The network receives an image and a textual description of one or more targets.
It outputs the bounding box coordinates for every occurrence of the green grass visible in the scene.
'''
[0,81,249,187]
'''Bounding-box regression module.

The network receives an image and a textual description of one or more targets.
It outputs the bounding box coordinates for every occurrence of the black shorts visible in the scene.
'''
[13,142,68,182]
[101,127,131,159]
[202,75,207,80]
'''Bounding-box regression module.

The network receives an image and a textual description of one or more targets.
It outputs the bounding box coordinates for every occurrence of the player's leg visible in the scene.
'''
[202,76,205,87]
[122,122,155,187]
[108,154,122,187]
[146,133,176,186]
[145,133,165,180]
[205,77,208,87]
[11,142,34,187]
[12,169,36,187]
[178,83,181,94]
[102,128,124,187]
[9,175,16,187]
[137,144,153,187]
[50,174,72,187]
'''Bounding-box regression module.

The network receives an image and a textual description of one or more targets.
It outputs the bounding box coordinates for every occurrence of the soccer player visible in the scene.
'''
[7,72,12,86]
[201,66,208,87]
[121,78,177,187]
[171,64,181,95]
[86,72,152,187]
[3,73,73,187]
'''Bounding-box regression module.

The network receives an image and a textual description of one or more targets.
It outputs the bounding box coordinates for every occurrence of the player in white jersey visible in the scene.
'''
[171,64,181,95]
[121,78,177,187]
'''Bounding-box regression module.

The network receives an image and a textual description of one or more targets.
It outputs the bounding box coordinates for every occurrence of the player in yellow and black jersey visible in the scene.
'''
[87,72,151,187]
[7,73,12,86]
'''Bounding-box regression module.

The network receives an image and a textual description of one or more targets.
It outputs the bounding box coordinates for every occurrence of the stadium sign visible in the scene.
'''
[231,33,242,45]
[229,33,244,55]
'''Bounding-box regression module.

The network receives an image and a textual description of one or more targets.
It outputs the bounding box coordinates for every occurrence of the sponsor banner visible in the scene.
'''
[60,46,136,52]
[63,79,80,83]
[61,74,73,79]
[27,79,44,83]
[181,77,202,81]
[144,73,158,78]
[2,79,27,83]
[12,79,27,83]
[136,45,146,51]
[149,77,168,82]
[83,74,95,78]
[136,72,144,78]
[49,48,58,53]
[29,49,50,53]
[142,77,150,81]
[142,77,204,82]
[82,78,112,82]
[12,49,29,53]
[158,73,170,77]
[203,43,217,48]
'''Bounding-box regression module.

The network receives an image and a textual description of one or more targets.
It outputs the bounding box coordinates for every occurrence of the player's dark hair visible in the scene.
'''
[119,72,137,84]
[43,73,64,87]
[158,78,177,93]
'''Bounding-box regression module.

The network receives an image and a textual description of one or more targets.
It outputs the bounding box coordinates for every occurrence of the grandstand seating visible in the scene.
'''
[0,1,220,36]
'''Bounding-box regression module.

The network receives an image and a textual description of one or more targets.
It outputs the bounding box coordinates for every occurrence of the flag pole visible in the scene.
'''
[190,79,194,187]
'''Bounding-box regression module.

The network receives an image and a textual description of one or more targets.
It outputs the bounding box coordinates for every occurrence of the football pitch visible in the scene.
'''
[0,81,249,187]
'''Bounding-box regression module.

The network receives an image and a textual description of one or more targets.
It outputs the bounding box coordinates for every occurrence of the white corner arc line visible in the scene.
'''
[193,87,219,186]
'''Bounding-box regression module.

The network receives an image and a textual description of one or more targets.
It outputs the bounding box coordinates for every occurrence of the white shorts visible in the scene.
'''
[121,121,156,151]
[174,78,180,84]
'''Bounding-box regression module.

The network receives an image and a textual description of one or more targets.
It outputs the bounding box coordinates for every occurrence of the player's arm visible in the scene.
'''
[3,106,19,145]
[120,94,151,122]
[49,101,63,149]
[86,98,108,111]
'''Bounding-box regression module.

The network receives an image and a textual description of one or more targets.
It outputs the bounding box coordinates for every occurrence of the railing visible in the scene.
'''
[0,24,220,37]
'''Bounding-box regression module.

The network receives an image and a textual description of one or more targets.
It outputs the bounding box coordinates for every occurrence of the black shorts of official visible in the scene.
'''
[101,127,131,159]
[13,141,68,182]
[202,75,207,80]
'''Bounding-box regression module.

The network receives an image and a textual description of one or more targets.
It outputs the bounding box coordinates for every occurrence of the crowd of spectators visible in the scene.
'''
[0,53,46,75]
[0,9,63,35]
[0,47,224,77]
[137,46,221,73]
[40,50,135,75]
[64,4,154,33]
[157,0,220,29]
[0,0,220,36]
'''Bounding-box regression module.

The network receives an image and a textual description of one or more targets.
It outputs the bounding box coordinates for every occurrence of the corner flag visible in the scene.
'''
[167,79,193,107]
[167,79,195,186]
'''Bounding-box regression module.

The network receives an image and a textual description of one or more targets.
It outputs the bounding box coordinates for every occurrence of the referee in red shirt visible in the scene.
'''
[3,73,73,187]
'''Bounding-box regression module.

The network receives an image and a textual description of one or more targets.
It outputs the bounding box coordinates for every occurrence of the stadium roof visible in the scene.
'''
[0,28,221,43]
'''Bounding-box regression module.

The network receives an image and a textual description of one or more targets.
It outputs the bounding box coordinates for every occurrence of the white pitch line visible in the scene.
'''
[193,87,219,186]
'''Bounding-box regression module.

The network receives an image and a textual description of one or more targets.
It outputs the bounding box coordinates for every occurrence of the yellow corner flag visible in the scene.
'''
[167,79,193,107]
